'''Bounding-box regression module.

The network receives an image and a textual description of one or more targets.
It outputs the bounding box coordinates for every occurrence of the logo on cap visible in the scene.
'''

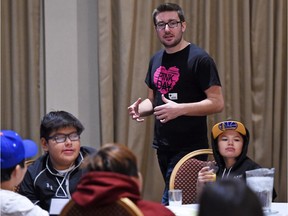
[218,121,238,131]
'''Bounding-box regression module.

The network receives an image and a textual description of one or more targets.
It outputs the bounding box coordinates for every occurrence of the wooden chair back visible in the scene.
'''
[60,197,144,216]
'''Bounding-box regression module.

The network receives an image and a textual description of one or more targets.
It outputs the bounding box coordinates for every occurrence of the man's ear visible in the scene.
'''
[181,21,186,33]
[13,165,24,184]
[12,165,20,178]
[41,137,49,152]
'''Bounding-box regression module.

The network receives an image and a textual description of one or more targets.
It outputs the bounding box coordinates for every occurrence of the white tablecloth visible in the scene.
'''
[166,202,288,216]
[270,203,288,216]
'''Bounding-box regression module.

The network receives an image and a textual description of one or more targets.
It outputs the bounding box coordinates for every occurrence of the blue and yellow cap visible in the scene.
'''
[212,121,247,139]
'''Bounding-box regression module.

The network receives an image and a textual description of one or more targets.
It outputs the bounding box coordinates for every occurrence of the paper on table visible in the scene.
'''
[166,205,198,216]
[49,198,70,215]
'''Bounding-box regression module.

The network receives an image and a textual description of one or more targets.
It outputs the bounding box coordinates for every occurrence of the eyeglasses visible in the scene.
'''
[155,20,182,30]
[48,132,80,143]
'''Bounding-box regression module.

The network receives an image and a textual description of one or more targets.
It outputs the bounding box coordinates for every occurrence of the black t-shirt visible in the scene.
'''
[145,44,221,151]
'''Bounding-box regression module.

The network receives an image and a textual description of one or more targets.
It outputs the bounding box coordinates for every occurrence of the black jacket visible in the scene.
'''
[19,146,96,212]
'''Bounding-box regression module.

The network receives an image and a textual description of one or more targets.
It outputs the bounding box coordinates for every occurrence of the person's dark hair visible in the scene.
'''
[40,111,84,140]
[82,143,138,177]
[198,179,264,216]
[1,160,25,182]
[152,3,185,26]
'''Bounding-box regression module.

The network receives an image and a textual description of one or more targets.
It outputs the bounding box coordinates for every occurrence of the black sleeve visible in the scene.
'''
[197,55,221,91]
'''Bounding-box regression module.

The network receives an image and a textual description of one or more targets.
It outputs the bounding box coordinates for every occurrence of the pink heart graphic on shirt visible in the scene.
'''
[153,66,180,94]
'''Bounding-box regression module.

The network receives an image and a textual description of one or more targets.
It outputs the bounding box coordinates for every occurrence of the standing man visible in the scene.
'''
[128,3,224,205]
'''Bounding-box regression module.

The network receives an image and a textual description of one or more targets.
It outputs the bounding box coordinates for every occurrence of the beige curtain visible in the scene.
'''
[2,0,287,203]
[1,0,41,144]
[98,0,287,202]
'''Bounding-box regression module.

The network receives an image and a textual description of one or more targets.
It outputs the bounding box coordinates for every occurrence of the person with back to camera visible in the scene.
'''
[19,110,96,215]
[197,178,264,216]
[197,120,277,200]
[128,2,224,205]
[71,143,175,216]
[0,130,49,216]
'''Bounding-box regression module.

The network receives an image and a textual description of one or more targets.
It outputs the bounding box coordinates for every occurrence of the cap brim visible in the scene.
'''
[23,140,38,158]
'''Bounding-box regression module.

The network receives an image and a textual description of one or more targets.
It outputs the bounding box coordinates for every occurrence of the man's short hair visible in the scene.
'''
[152,3,185,26]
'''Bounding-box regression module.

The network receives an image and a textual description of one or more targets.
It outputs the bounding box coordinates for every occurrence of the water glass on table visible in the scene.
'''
[168,189,182,206]
[246,168,278,215]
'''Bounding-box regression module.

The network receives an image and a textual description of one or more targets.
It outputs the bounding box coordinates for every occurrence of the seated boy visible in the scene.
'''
[0,130,49,216]
[19,111,96,214]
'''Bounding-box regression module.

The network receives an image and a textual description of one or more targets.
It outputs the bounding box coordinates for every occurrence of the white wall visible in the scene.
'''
[43,0,100,148]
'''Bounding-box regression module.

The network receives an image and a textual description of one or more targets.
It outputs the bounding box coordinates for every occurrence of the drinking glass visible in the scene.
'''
[206,161,218,182]
[246,168,278,215]
[168,189,182,206]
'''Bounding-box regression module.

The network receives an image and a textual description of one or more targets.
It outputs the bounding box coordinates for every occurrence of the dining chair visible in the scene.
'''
[59,197,144,216]
[169,149,214,204]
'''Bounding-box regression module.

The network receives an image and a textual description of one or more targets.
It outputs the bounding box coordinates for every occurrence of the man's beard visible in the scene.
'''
[161,33,182,49]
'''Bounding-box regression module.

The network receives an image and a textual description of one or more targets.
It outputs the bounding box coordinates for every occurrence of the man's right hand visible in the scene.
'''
[128,98,144,122]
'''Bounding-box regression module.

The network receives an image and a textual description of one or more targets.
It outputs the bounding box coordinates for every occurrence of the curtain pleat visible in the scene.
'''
[1,0,40,143]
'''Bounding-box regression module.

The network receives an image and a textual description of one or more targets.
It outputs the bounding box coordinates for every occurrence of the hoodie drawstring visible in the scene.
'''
[222,167,233,178]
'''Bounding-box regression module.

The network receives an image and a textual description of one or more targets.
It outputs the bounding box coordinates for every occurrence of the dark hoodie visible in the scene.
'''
[19,146,96,212]
[72,171,175,216]
[211,127,277,200]
[211,128,261,180]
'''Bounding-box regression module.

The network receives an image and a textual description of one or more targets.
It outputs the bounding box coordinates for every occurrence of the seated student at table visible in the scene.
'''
[19,111,96,214]
[71,143,175,216]
[197,120,277,199]
[0,130,49,216]
[198,179,264,216]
